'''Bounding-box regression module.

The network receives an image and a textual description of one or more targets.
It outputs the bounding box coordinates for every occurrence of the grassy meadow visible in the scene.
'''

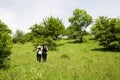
[0,36,120,80]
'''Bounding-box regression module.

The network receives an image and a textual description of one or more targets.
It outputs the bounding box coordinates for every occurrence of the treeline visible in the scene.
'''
[12,8,93,50]
[0,8,120,68]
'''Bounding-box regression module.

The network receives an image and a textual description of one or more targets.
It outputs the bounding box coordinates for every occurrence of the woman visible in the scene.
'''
[36,46,42,62]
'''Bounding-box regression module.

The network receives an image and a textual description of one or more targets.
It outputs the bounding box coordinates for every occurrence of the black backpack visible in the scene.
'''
[43,47,47,52]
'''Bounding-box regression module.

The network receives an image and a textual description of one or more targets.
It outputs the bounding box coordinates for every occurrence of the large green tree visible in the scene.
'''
[43,16,65,39]
[30,23,45,38]
[0,20,12,68]
[69,8,92,42]
[30,16,65,50]
[30,16,65,39]
[91,16,120,49]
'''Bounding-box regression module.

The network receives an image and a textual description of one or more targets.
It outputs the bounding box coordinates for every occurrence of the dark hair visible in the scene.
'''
[43,44,45,47]
[38,47,41,50]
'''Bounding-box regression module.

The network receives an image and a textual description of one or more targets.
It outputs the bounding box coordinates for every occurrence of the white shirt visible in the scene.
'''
[38,50,42,54]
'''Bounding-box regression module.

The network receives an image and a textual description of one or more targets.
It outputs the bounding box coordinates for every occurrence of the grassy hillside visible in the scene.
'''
[0,38,120,80]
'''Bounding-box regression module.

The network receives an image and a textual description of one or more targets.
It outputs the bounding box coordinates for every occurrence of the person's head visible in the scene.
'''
[43,44,45,47]
[38,47,41,50]
[37,46,41,49]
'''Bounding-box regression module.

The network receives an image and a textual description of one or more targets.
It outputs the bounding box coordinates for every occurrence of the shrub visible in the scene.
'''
[0,20,12,68]
[32,37,56,51]
[91,16,120,49]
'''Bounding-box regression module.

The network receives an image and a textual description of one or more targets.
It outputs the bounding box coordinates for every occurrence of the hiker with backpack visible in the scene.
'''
[42,44,48,62]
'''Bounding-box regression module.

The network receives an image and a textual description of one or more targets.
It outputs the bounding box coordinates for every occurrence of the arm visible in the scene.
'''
[36,49,38,53]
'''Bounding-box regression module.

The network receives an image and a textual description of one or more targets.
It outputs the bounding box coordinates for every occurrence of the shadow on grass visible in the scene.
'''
[56,43,65,47]
[67,40,82,44]
[60,54,70,59]
[91,48,120,52]
[46,44,65,51]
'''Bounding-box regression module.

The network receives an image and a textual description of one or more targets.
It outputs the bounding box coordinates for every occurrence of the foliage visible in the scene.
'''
[66,25,90,39]
[0,20,12,68]
[46,37,56,50]
[68,8,92,42]
[30,16,65,39]
[91,16,120,49]
[12,29,26,44]
[30,16,65,50]
[32,36,56,51]
[24,32,34,42]
[43,16,65,39]
[66,25,79,39]
[30,23,45,38]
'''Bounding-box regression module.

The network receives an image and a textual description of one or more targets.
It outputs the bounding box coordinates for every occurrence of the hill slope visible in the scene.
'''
[0,39,120,80]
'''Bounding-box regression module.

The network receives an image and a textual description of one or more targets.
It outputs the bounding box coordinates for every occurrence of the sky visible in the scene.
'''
[0,0,120,33]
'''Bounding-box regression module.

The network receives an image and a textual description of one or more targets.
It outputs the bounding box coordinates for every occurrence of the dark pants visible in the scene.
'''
[42,52,47,62]
[37,54,41,62]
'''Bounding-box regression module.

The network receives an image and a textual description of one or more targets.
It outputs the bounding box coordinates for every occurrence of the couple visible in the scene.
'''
[36,45,48,62]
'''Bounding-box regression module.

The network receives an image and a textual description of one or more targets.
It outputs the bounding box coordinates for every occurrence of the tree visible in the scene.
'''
[30,16,65,50]
[91,16,120,49]
[43,16,65,39]
[12,29,26,44]
[0,20,12,68]
[30,23,45,39]
[30,16,65,39]
[24,32,34,42]
[66,25,79,39]
[68,8,92,42]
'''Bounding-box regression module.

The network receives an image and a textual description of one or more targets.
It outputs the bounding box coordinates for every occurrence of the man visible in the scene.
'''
[42,45,48,62]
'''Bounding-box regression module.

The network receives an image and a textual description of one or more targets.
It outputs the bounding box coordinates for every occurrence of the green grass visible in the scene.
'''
[0,37,120,80]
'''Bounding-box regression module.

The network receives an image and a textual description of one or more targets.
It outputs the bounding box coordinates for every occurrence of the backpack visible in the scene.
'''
[43,47,47,52]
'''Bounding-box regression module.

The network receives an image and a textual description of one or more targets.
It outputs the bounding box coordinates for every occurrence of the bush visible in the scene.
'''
[32,37,56,51]
[46,37,56,50]
[0,20,12,68]
[91,16,120,49]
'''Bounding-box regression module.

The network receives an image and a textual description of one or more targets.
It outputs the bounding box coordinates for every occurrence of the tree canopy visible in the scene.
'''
[68,8,92,42]
[30,16,65,50]
[30,16,65,39]
[43,16,65,39]
[91,16,120,49]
